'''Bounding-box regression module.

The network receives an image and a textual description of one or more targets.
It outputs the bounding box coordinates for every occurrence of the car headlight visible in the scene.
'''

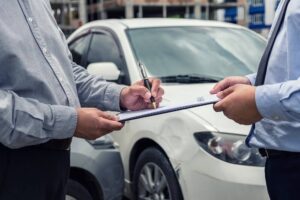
[194,132,265,167]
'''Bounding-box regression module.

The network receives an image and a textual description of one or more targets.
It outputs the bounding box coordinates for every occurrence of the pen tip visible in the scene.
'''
[152,102,157,109]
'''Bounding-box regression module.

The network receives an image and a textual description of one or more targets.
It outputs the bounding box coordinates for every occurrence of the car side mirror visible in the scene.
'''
[87,62,121,81]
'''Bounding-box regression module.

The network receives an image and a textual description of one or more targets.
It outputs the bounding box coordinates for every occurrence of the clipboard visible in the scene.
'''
[118,94,219,122]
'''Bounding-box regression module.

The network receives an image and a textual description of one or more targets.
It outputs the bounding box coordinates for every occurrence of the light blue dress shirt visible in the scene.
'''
[246,0,300,152]
[0,0,124,148]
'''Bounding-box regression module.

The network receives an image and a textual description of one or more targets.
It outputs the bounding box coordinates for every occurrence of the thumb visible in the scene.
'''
[96,110,118,121]
[213,100,224,112]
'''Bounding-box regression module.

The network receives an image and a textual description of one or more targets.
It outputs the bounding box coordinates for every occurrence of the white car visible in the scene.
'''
[68,18,269,200]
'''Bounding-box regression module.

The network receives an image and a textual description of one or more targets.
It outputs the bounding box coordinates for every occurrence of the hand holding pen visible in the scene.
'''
[119,62,164,111]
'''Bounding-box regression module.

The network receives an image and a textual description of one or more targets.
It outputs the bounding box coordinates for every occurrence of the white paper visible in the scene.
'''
[118,94,219,122]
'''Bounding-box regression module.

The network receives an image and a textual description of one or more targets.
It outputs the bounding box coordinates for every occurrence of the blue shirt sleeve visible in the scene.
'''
[255,3,300,122]
[245,73,257,85]
[256,80,300,122]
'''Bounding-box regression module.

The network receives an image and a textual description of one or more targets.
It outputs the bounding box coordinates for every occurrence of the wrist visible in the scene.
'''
[119,87,129,111]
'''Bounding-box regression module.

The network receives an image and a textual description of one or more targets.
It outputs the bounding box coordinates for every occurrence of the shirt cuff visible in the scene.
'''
[103,84,127,111]
[43,105,78,139]
[245,73,257,85]
[255,83,288,121]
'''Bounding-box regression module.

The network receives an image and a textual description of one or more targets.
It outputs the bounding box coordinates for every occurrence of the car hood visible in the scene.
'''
[162,83,251,136]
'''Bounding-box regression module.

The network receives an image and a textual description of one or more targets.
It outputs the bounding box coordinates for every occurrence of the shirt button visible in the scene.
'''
[28,17,33,22]
[42,48,48,54]
[59,77,63,82]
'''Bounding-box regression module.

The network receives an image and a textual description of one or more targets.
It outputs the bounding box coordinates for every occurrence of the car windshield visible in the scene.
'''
[127,26,266,83]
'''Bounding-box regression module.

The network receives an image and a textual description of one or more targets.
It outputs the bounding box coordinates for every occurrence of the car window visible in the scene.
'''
[86,33,123,69]
[69,34,91,66]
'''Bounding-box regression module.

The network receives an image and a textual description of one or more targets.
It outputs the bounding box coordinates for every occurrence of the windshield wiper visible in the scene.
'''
[159,74,221,84]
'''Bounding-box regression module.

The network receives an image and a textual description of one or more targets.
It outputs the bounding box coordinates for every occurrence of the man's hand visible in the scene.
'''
[213,84,262,125]
[120,78,164,111]
[210,76,251,94]
[74,108,124,140]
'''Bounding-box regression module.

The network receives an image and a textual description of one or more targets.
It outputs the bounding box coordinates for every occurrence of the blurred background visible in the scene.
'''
[50,0,280,37]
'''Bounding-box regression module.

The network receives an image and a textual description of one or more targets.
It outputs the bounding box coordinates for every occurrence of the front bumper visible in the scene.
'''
[178,149,269,200]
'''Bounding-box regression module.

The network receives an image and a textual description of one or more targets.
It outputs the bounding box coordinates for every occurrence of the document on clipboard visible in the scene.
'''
[118,94,219,122]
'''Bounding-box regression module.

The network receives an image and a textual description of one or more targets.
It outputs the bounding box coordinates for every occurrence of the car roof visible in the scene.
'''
[68,18,250,42]
[85,18,243,30]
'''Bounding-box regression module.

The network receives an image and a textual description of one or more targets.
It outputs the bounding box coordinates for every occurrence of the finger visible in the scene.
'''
[213,100,225,112]
[133,79,144,86]
[108,114,119,121]
[155,87,165,99]
[222,86,236,97]
[129,85,152,99]
[149,78,161,97]
[96,110,118,121]
[155,98,162,108]
[155,97,163,103]
[99,118,124,131]
[210,78,231,94]
[217,86,235,99]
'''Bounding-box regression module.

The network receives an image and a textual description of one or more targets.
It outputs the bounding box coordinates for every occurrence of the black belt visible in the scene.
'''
[259,148,300,158]
[35,139,72,150]
[0,138,72,151]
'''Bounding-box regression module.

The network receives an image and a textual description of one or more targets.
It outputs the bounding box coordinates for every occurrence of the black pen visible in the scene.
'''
[138,61,157,109]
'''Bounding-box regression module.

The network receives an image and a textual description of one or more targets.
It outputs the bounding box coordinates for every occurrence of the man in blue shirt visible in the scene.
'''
[211,0,300,199]
[0,1,163,199]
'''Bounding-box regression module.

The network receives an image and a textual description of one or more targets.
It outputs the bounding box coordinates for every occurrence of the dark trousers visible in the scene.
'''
[265,155,300,200]
[0,144,70,200]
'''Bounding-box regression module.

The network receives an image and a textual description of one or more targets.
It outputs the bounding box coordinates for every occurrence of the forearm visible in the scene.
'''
[255,79,300,122]
[0,90,77,149]
[72,63,126,111]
